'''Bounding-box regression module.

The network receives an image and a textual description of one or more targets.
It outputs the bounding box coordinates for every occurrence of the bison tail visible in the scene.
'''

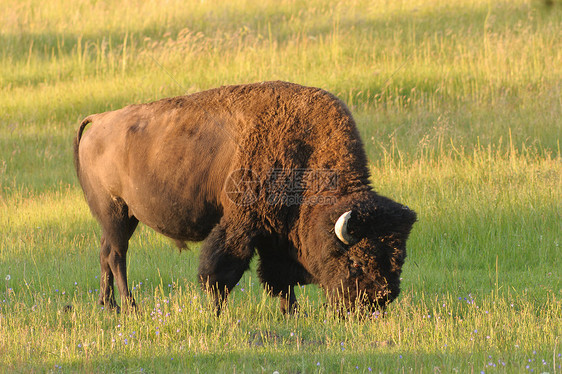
[73,116,93,180]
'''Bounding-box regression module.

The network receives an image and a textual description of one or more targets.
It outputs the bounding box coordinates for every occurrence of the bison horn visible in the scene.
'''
[335,210,353,245]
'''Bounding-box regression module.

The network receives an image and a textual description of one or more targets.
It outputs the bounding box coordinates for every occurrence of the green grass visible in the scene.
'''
[1,0,561,372]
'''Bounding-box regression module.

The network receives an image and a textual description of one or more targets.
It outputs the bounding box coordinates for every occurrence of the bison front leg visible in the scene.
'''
[257,257,301,315]
[278,286,298,315]
[198,221,255,316]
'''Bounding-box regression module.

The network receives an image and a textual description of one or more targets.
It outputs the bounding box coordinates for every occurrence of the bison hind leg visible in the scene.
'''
[94,197,139,311]
[98,234,117,309]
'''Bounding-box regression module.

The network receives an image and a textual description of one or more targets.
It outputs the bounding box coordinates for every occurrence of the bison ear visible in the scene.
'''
[335,210,354,245]
[399,205,417,237]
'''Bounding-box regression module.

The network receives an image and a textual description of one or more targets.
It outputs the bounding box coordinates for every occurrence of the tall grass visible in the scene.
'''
[1,0,561,372]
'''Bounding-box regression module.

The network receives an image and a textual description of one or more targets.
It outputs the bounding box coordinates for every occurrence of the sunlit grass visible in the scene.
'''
[1,277,560,372]
[1,149,560,371]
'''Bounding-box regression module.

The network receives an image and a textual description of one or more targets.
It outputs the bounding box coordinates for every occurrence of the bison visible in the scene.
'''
[74,81,416,315]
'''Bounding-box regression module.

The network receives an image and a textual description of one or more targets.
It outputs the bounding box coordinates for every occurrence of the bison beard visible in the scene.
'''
[74,81,416,315]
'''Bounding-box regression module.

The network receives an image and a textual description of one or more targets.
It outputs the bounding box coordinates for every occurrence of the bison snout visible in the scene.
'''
[325,283,399,314]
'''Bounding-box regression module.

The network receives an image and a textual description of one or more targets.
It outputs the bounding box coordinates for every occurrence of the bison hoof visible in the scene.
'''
[281,303,305,317]
[102,305,121,314]
[98,299,120,313]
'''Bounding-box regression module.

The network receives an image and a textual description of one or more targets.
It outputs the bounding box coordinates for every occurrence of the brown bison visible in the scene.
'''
[74,81,416,315]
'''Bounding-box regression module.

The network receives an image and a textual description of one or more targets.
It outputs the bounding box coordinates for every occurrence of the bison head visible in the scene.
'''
[305,191,416,311]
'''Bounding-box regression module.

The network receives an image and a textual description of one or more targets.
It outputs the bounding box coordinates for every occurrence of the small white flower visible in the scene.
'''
[5,275,10,281]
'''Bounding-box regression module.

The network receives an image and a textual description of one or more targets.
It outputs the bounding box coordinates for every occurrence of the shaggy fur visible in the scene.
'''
[74,81,416,314]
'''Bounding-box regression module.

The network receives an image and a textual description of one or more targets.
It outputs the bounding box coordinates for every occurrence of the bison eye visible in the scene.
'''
[348,257,364,277]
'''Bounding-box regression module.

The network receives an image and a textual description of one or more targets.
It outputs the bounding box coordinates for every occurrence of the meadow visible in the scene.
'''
[1,0,561,372]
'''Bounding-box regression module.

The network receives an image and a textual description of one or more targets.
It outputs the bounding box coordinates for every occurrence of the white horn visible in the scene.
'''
[335,210,353,245]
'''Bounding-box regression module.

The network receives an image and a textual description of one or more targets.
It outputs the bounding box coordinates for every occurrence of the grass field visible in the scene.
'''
[1,0,561,372]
